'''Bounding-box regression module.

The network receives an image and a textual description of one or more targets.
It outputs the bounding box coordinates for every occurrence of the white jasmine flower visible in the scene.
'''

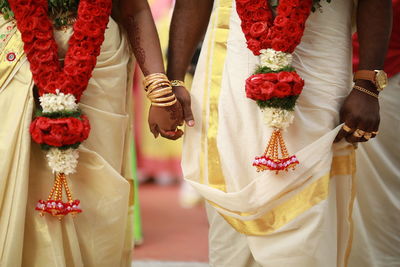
[46,148,79,175]
[40,89,78,113]
[259,48,293,71]
[262,107,295,129]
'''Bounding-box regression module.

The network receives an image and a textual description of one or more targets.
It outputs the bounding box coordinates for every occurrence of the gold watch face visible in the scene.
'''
[375,70,388,91]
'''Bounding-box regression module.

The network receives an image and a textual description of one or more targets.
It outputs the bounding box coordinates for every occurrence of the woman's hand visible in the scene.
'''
[334,81,380,143]
[148,101,185,140]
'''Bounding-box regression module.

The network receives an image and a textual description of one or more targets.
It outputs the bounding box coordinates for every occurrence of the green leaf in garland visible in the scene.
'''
[257,95,299,111]
[41,142,81,151]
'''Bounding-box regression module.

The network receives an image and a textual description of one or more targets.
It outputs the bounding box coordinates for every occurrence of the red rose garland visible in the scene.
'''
[235,0,313,172]
[8,0,112,218]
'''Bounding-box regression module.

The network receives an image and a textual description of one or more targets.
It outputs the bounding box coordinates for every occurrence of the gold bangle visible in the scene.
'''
[150,95,176,103]
[171,80,185,87]
[353,85,379,99]
[148,88,173,98]
[143,73,167,83]
[143,74,169,89]
[145,80,171,91]
[151,98,177,107]
[147,83,172,94]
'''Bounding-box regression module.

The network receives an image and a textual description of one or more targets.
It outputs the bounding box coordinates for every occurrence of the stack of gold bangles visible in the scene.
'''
[143,73,177,107]
[342,124,378,140]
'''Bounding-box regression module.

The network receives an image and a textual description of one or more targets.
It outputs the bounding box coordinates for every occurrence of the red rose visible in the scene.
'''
[33,40,53,51]
[287,0,301,7]
[249,21,268,38]
[35,29,53,41]
[246,39,262,55]
[241,21,252,35]
[274,16,289,27]
[271,38,290,52]
[260,81,275,100]
[273,82,292,98]
[292,74,305,95]
[236,0,251,5]
[260,35,272,48]
[277,5,293,17]
[261,73,278,82]
[253,8,270,21]
[277,72,294,83]
[247,0,265,12]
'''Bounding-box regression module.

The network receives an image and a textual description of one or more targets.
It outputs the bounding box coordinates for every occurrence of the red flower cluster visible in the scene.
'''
[245,72,304,101]
[30,116,91,147]
[236,0,313,55]
[8,0,113,149]
[9,0,112,101]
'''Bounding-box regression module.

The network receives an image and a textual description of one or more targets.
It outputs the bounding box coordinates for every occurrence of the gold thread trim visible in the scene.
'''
[207,0,232,192]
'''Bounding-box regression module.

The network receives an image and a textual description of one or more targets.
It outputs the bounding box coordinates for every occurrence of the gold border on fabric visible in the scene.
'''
[0,30,25,88]
[199,6,218,185]
[218,151,356,236]
[344,148,356,267]
[206,0,233,192]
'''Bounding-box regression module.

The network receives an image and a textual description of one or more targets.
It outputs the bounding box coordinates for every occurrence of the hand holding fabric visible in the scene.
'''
[335,82,380,143]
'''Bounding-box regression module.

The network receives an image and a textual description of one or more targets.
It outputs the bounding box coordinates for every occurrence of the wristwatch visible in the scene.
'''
[354,70,388,92]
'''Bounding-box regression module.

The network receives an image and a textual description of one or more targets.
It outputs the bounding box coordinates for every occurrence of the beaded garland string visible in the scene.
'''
[8,0,112,218]
[235,0,314,172]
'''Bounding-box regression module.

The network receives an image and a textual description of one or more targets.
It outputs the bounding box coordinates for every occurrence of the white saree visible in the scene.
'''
[183,0,357,266]
[0,16,134,267]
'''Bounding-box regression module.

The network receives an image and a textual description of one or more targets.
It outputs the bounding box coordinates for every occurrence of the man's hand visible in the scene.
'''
[335,83,380,143]
[173,86,195,127]
[148,101,184,140]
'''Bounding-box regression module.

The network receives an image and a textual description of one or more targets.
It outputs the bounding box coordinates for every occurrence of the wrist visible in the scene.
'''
[354,79,380,95]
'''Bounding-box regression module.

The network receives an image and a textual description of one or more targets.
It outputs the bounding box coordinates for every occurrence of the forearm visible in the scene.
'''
[167,0,214,80]
[119,1,164,76]
[357,0,392,71]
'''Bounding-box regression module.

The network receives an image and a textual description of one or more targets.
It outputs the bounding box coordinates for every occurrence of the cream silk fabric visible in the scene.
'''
[0,17,134,267]
[183,0,357,266]
[349,74,400,267]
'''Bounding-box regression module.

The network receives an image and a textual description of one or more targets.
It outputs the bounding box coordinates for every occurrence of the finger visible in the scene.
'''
[149,124,159,138]
[346,128,365,143]
[334,128,348,143]
[177,88,195,127]
[183,104,195,127]
[334,123,355,143]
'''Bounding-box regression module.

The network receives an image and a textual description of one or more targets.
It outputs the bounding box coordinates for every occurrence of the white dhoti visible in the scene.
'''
[0,17,134,267]
[183,0,357,266]
[349,73,400,267]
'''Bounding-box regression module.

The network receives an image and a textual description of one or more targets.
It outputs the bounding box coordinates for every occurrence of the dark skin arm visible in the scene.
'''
[118,0,184,140]
[167,0,214,131]
[335,0,392,143]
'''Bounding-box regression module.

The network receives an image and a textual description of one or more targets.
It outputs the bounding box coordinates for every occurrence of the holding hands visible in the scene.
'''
[145,74,194,140]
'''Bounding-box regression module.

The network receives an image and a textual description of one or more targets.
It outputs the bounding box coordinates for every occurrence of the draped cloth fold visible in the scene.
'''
[0,17,134,267]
